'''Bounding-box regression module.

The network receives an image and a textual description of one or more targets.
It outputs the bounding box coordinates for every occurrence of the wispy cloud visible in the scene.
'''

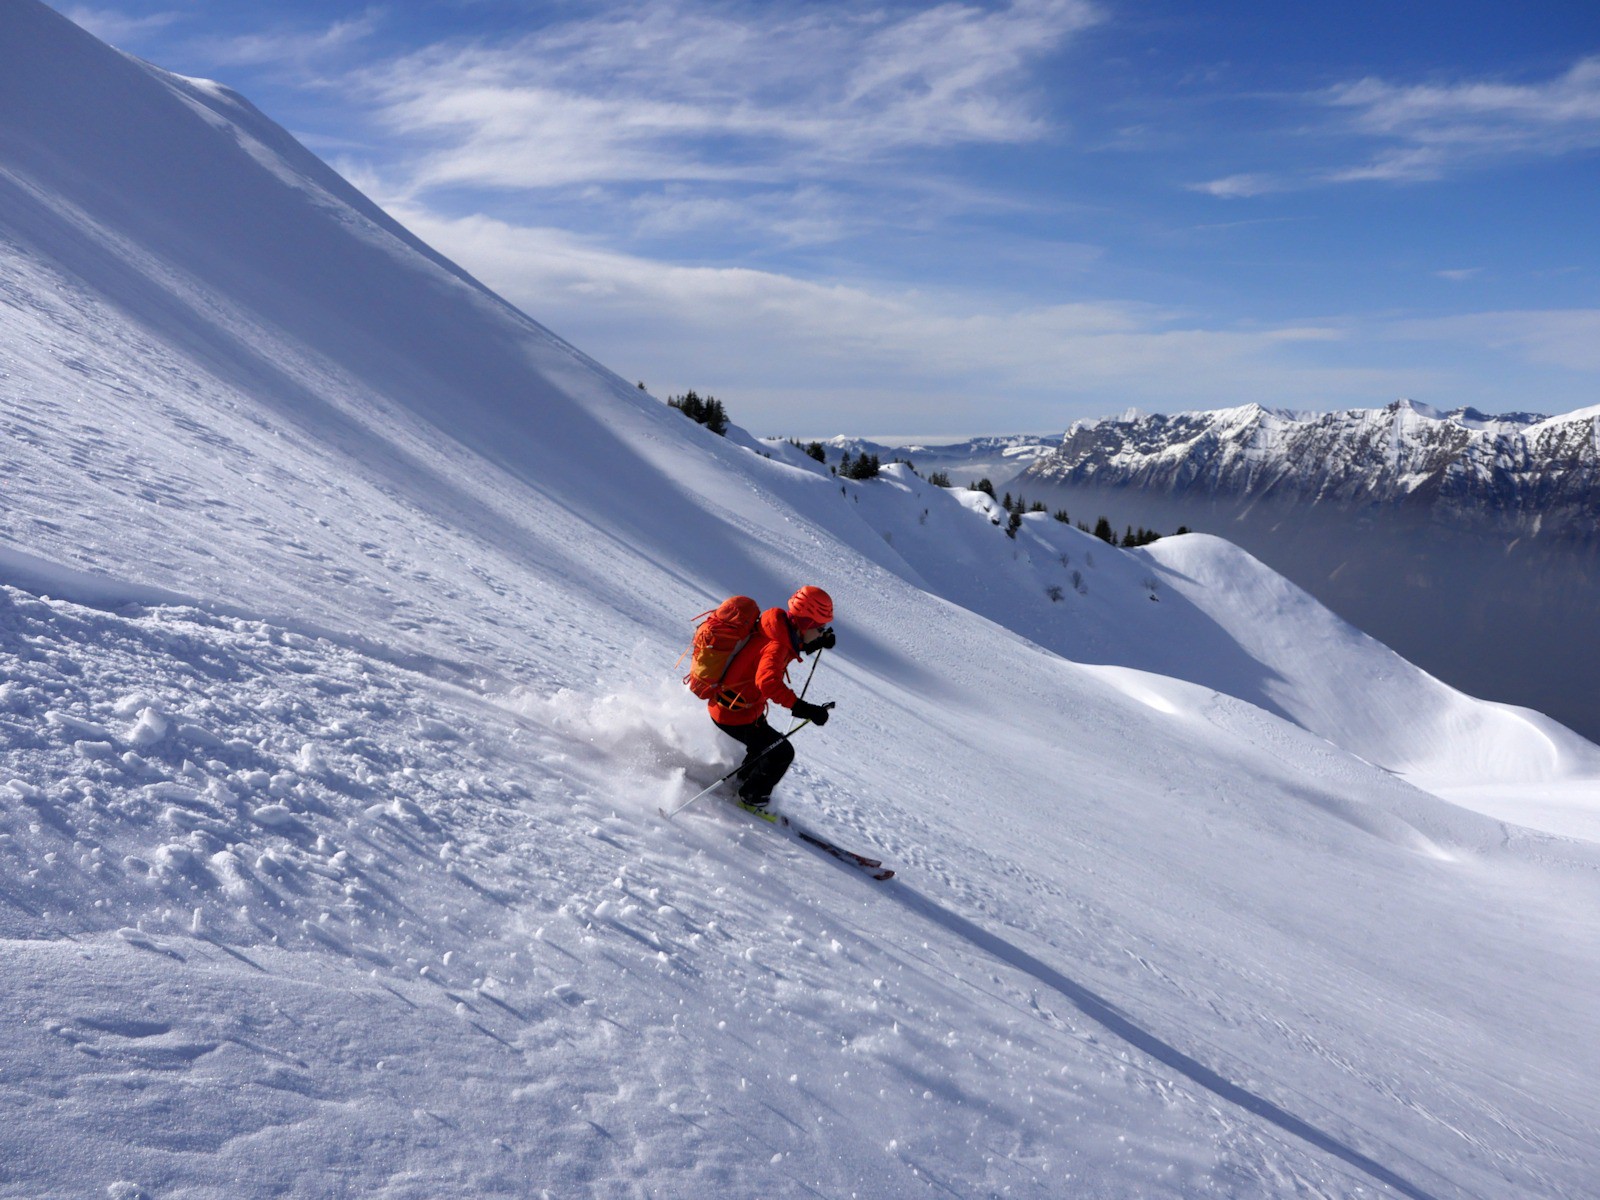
[63,5,180,47]
[380,200,1439,433]
[359,0,1100,195]
[1188,173,1285,199]
[1196,55,1600,196]
[1395,310,1600,372]
[194,11,382,69]
[59,0,1600,430]
[69,6,384,76]
[1326,58,1600,151]
[624,186,854,247]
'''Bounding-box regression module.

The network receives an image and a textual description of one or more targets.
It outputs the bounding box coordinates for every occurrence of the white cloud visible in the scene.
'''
[1395,310,1600,372]
[1188,173,1285,198]
[358,0,1101,195]
[1326,58,1600,148]
[1202,55,1600,197]
[193,11,381,69]
[379,200,1441,434]
[1322,57,1600,180]
[624,186,853,246]
[1317,146,1451,185]
[63,5,179,46]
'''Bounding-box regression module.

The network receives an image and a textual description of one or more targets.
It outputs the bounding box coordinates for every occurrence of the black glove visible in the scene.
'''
[715,687,749,711]
[803,627,836,654]
[791,699,832,726]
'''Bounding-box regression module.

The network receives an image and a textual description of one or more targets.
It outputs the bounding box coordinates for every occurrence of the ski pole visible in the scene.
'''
[663,703,835,820]
[786,647,825,736]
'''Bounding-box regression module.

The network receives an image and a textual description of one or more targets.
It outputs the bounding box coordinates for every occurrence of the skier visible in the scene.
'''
[706,585,836,808]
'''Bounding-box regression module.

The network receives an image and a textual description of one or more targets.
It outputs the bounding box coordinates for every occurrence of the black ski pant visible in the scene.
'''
[713,716,794,801]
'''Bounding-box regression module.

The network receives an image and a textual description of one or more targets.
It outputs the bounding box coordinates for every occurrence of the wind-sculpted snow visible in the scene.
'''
[4,1,1600,1195]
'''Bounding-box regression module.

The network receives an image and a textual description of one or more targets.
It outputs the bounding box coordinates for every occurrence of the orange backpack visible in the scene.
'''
[682,596,761,699]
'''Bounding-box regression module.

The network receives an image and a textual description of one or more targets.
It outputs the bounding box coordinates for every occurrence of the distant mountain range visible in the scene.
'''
[1029,400,1600,539]
[806,433,1058,484]
[1017,400,1600,741]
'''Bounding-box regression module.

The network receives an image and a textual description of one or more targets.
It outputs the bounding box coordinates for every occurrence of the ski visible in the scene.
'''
[665,778,894,880]
[793,827,895,880]
[732,801,895,881]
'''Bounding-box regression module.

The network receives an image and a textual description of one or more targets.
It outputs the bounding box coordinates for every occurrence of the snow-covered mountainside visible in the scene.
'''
[803,432,1058,487]
[765,461,1600,828]
[1029,401,1600,536]
[4,3,1600,1197]
[1022,401,1600,742]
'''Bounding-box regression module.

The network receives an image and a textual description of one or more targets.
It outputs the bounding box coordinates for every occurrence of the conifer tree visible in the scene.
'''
[667,389,731,436]
[845,452,881,480]
[704,396,729,436]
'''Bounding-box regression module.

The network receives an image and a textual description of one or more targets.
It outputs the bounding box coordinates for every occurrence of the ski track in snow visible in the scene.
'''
[0,588,1239,1198]
[4,584,1594,1197]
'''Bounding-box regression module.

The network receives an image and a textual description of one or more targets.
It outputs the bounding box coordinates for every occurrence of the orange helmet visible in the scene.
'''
[787,585,833,630]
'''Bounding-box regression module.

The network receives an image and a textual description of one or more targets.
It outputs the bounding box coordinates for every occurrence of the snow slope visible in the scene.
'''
[4,3,1600,1197]
[785,460,1600,820]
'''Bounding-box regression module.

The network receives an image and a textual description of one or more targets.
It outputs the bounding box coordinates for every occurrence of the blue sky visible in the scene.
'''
[62,0,1600,439]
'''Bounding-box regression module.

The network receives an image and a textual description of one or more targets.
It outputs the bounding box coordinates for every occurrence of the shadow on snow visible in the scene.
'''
[887,882,1445,1200]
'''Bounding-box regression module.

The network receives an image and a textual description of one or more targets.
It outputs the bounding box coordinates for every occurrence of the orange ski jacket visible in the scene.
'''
[706,607,803,726]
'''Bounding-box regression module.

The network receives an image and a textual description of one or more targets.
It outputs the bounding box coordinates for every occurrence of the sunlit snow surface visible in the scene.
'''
[3,2,1600,1196]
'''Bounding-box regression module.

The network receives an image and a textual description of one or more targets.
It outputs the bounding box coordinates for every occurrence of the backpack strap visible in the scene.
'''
[718,632,755,683]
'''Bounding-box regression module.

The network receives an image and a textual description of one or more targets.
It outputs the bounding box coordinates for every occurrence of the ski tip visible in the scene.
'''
[873,869,896,882]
